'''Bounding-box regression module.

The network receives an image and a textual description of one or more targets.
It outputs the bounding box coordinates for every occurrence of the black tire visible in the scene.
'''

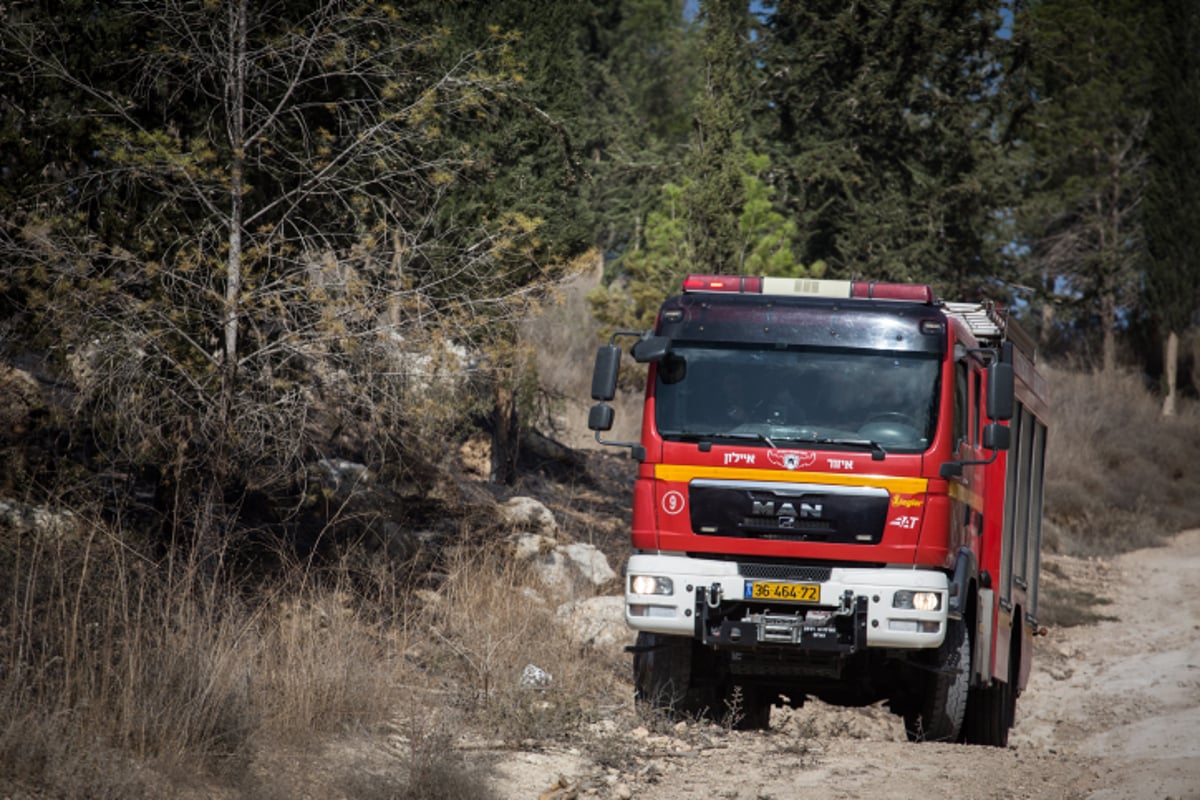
[961,637,1017,747]
[632,632,720,720]
[904,619,970,743]
[960,674,1013,746]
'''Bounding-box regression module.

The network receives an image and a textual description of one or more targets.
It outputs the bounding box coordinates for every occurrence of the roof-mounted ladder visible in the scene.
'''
[942,300,1038,361]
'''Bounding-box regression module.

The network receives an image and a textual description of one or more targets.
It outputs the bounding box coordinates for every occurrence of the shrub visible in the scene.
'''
[1044,365,1200,557]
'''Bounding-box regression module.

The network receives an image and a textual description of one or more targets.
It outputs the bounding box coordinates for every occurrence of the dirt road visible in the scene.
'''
[495,530,1200,800]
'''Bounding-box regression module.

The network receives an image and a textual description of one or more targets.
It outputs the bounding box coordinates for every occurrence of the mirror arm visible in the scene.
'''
[940,447,1001,479]
[593,430,646,461]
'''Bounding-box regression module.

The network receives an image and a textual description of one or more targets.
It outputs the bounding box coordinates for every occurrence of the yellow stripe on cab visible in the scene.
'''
[653,464,928,495]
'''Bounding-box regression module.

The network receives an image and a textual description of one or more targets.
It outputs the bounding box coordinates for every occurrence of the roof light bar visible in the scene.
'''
[681,274,763,293]
[682,274,934,304]
[850,281,934,303]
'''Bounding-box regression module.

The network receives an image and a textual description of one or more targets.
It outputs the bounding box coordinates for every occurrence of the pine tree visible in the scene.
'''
[589,150,821,334]
[421,0,595,263]
[684,0,754,272]
[1012,0,1154,372]
[757,0,1014,294]
[423,0,700,266]
[1143,0,1200,414]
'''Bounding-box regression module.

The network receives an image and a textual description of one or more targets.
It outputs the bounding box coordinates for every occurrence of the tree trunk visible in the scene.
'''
[223,0,247,381]
[1040,299,1055,349]
[1163,330,1179,417]
[1101,291,1117,374]
[490,380,519,485]
[207,0,250,561]
[1191,330,1200,401]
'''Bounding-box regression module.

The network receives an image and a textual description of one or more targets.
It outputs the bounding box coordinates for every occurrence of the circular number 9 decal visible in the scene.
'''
[661,490,685,515]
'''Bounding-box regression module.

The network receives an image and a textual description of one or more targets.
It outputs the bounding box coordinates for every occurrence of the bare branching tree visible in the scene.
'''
[1,1,570,547]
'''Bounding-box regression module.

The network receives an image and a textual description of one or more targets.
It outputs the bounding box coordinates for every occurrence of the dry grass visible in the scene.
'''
[1037,581,1117,628]
[0,509,628,797]
[1039,364,1200,627]
[417,539,628,742]
[1044,364,1200,557]
[0,512,416,796]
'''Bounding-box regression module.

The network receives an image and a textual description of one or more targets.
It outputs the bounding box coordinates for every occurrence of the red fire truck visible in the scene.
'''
[588,275,1048,745]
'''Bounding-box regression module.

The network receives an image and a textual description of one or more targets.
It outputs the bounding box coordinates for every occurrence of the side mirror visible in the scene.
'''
[983,422,1010,451]
[941,418,1011,480]
[939,461,963,479]
[588,403,614,432]
[591,345,621,401]
[631,336,671,363]
[587,330,650,461]
[987,361,1014,421]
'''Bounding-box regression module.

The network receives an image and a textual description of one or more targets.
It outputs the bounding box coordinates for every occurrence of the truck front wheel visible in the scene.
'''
[632,632,720,720]
[961,633,1017,746]
[903,619,970,742]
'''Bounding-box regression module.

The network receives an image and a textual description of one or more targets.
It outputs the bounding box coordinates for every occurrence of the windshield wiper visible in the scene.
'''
[772,434,887,461]
[671,430,779,449]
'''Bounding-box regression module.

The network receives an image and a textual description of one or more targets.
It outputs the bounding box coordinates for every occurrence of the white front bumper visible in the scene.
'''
[625,553,949,649]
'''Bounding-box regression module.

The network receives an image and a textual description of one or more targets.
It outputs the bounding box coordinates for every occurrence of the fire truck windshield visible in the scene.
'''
[654,346,941,453]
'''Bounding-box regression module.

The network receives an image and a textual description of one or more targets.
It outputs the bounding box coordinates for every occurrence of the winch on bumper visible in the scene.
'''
[625,553,949,651]
[698,583,868,651]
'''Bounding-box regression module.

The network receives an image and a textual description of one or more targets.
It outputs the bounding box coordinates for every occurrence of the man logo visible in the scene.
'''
[751,500,824,520]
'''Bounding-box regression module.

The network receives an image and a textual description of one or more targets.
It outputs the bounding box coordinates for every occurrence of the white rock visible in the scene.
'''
[562,542,618,585]
[555,595,629,650]
[512,531,557,561]
[513,535,618,598]
[499,496,559,536]
[519,663,553,689]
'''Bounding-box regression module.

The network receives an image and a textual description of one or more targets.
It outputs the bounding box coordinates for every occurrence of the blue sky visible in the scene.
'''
[684,1,1014,38]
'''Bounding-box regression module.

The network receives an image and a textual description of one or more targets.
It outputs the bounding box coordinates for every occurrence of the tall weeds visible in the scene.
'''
[417,541,626,741]
[1045,365,1200,556]
[0,510,627,796]
[0,512,413,795]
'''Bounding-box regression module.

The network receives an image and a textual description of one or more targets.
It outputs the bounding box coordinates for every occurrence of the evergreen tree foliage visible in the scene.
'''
[683,0,754,272]
[1142,0,1200,410]
[602,0,700,146]
[590,150,821,334]
[1143,0,1200,332]
[1012,0,1154,371]
[586,0,702,257]
[418,0,594,261]
[425,0,699,263]
[757,0,1014,294]
[739,151,813,276]
[590,1,823,335]
[590,182,692,332]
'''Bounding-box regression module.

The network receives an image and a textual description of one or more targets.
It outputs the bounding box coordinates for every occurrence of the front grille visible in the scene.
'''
[688,479,889,545]
[740,516,834,535]
[738,563,833,582]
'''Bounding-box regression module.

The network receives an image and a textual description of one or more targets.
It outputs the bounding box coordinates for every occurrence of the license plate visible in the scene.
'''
[744,581,821,603]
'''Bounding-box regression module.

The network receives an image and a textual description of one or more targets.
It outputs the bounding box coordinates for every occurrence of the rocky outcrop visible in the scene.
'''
[503,496,618,599]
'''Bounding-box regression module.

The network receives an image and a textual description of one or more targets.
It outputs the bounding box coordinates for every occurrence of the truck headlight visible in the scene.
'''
[630,575,673,596]
[893,590,941,611]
